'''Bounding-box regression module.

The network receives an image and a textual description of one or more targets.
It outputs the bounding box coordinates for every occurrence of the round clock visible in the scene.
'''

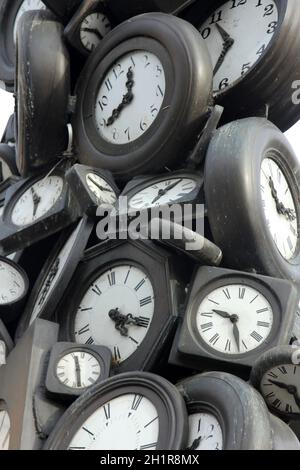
[177,372,273,450]
[250,345,300,420]
[0,145,18,183]
[0,404,10,451]
[44,372,188,450]
[205,118,300,284]
[0,256,29,323]
[56,351,101,390]
[80,12,111,52]
[73,12,213,180]
[181,0,300,131]
[0,0,46,89]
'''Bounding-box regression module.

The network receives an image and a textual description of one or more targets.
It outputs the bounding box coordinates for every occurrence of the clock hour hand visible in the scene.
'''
[187,436,202,450]
[31,187,41,217]
[212,309,231,319]
[151,179,182,204]
[213,24,234,75]
[232,320,240,352]
[215,24,233,43]
[106,67,135,126]
[268,177,296,221]
[74,356,82,388]
[268,380,300,408]
[81,27,103,41]
[87,176,113,193]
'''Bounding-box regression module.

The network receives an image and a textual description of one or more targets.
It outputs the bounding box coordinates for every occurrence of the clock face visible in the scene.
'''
[0,341,6,366]
[68,393,159,450]
[80,12,111,52]
[56,351,101,390]
[260,157,298,261]
[73,265,155,365]
[13,0,46,44]
[0,259,26,304]
[29,220,84,325]
[128,178,197,210]
[85,173,117,205]
[0,409,10,450]
[11,175,64,227]
[0,158,12,182]
[196,283,274,355]
[95,50,166,145]
[199,0,279,93]
[187,412,223,450]
[261,364,300,415]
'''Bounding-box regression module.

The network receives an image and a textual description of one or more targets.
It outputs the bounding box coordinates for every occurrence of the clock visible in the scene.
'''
[0,256,29,324]
[177,371,273,450]
[0,403,10,450]
[0,319,14,364]
[15,9,70,176]
[0,145,18,184]
[181,0,300,131]
[0,164,81,255]
[205,117,300,284]
[15,217,93,341]
[42,0,82,23]
[64,0,113,56]
[73,12,213,181]
[250,345,300,420]
[45,342,111,399]
[66,164,119,216]
[57,240,185,374]
[0,0,46,90]
[170,266,297,372]
[44,372,188,450]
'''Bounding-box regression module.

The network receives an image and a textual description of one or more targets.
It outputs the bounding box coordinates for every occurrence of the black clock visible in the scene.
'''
[205,117,300,285]
[0,145,18,184]
[15,10,70,176]
[45,342,112,399]
[0,163,81,255]
[170,266,297,372]
[177,371,273,450]
[56,239,185,374]
[44,371,188,450]
[0,256,29,324]
[15,217,93,341]
[181,0,300,131]
[0,0,47,90]
[250,345,300,421]
[72,12,213,181]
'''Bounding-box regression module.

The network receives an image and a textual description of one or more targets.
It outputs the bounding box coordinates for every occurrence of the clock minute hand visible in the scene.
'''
[187,436,202,451]
[31,187,41,217]
[212,309,232,319]
[151,179,182,204]
[87,176,113,193]
[106,67,135,126]
[268,177,296,221]
[74,356,81,388]
[81,27,103,41]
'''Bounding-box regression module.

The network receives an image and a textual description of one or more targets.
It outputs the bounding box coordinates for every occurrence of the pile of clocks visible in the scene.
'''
[0,0,300,451]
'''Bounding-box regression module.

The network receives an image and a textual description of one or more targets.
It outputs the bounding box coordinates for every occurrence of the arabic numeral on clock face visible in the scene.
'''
[201,27,211,39]
[219,78,229,90]
[230,0,247,8]
[98,96,108,111]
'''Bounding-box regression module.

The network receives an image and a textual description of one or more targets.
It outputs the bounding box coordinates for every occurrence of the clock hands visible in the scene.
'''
[212,310,240,351]
[187,436,202,450]
[151,179,182,204]
[213,24,234,76]
[31,187,41,217]
[268,177,296,221]
[81,27,103,41]
[109,308,149,337]
[74,355,82,388]
[106,67,135,126]
[268,379,300,408]
[87,175,114,193]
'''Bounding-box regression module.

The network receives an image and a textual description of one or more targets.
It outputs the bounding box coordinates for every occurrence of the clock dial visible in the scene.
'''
[0,409,10,450]
[56,351,101,390]
[13,0,46,44]
[261,364,300,415]
[199,0,278,93]
[187,412,223,450]
[80,12,111,52]
[0,341,6,366]
[196,284,273,355]
[95,50,166,145]
[68,393,159,450]
[128,178,197,209]
[11,175,64,227]
[260,157,298,261]
[85,173,117,205]
[73,265,154,365]
[0,259,26,304]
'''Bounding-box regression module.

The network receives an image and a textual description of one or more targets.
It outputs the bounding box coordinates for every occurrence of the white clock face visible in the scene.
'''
[0,158,12,182]
[196,283,273,355]
[128,178,197,210]
[56,351,101,390]
[11,175,64,227]
[13,0,46,44]
[29,219,84,325]
[261,364,300,415]
[74,265,154,365]
[199,0,278,93]
[188,412,223,450]
[68,394,159,450]
[0,409,10,450]
[80,12,111,52]
[95,50,166,145]
[86,173,117,205]
[260,158,298,261]
[0,260,26,304]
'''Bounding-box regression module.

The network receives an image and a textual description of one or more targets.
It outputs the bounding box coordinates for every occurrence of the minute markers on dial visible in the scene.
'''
[261,364,300,413]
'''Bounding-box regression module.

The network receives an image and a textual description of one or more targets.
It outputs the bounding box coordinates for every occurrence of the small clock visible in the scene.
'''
[171,266,297,372]
[250,345,300,420]
[66,164,119,216]
[177,372,273,450]
[44,372,188,450]
[57,240,185,374]
[0,145,18,184]
[0,402,10,450]
[73,12,213,181]
[181,0,300,131]
[205,118,300,285]
[0,256,29,324]
[15,10,70,176]
[45,342,111,399]
[15,217,93,341]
